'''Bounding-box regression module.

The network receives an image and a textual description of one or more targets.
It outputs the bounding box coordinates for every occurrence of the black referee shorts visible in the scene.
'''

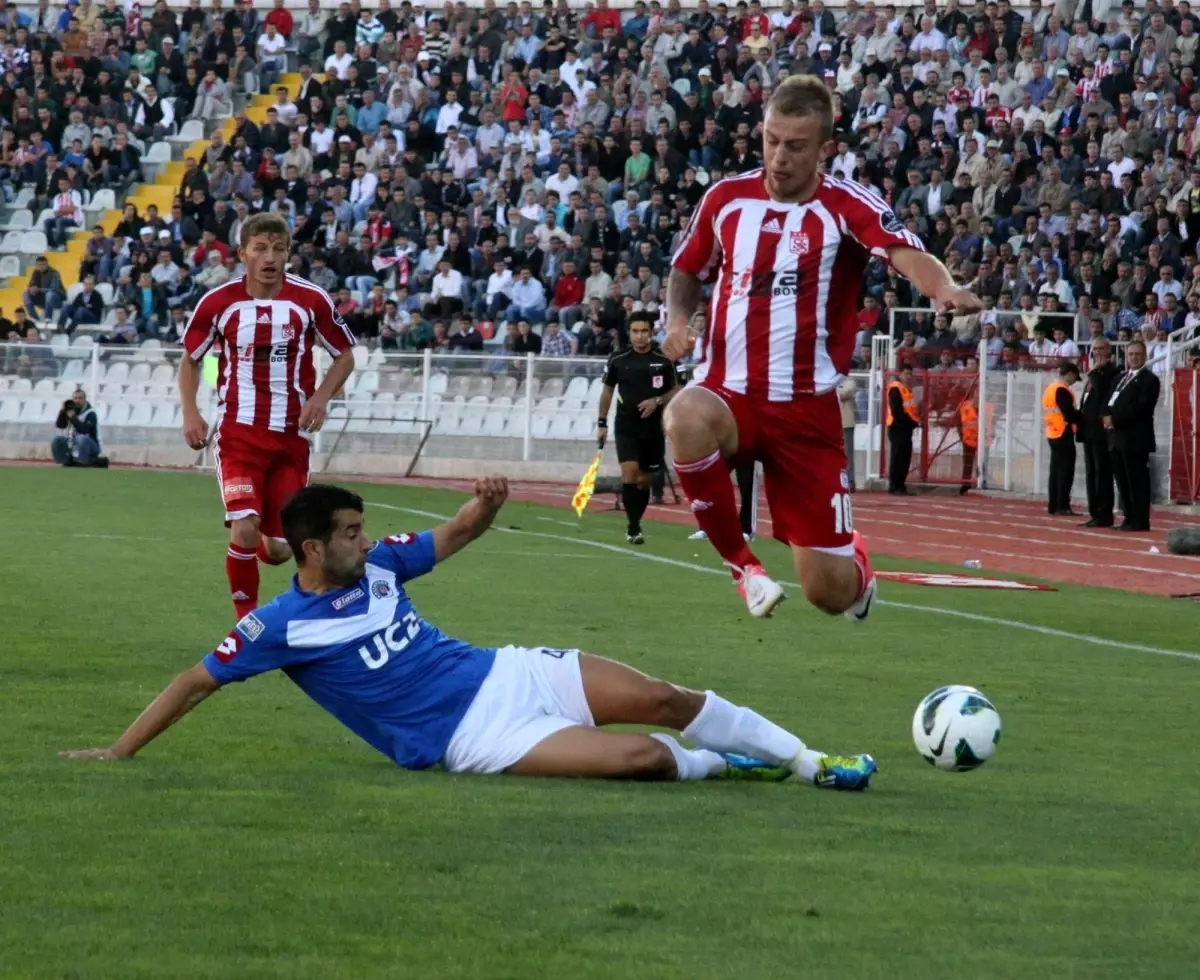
[614,420,665,472]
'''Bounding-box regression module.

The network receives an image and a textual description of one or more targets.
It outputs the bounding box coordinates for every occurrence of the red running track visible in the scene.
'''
[399,477,1200,598]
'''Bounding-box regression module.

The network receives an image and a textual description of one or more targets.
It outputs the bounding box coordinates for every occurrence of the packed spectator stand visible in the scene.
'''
[0,0,1199,480]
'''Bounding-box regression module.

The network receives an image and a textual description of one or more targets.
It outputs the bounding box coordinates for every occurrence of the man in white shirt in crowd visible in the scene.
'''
[349,160,378,222]
[45,175,83,248]
[436,89,464,133]
[544,161,579,201]
[477,257,514,320]
[324,39,353,80]
[424,257,465,319]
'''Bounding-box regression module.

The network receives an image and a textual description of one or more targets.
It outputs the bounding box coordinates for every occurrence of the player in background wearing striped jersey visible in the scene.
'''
[663,76,982,620]
[178,213,357,621]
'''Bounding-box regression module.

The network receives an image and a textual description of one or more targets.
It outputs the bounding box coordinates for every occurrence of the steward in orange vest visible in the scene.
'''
[1043,362,1082,516]
[887,364,920,494]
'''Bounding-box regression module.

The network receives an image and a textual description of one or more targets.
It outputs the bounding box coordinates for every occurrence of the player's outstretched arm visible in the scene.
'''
[61,663,220,761]
[663,268,704,361]
[888,246,982,314]
[431,476,509,564]
[178,357,209,450]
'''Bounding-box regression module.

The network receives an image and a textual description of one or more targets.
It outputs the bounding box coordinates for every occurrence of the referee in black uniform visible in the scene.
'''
[597,312,680,544]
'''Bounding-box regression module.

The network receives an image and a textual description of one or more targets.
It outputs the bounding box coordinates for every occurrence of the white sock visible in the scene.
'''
[651,733,727,781]
[682,691,804,766]
[792,749,826,782]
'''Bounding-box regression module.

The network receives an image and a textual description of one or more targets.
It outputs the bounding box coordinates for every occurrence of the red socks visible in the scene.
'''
[226,543,259,620]
[257,540,290,566]
[675,450,760,574]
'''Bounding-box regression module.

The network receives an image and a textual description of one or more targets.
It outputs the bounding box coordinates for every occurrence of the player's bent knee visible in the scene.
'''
[798,561,855,616]
[642,681,705,730]
[622,735,677,779]
[229,517,261,550]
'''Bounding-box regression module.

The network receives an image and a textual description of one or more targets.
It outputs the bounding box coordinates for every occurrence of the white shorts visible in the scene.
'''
[444,646,595,774]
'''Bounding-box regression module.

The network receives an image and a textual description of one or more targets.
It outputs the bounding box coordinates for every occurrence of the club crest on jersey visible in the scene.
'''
[384,533,415,545]
[371,580,394,600]
[652,374,664,388]
[236,612,265,642]
[789,231,810,256]
[840,469,851,490]
[333,587,365,610]
[281,325,296,342]
[880,209,904,234]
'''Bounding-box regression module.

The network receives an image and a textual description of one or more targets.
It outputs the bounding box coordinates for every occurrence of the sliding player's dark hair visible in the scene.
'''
[281,484,365,564]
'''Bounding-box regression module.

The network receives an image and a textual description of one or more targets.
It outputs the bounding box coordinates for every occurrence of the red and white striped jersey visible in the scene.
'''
[673,171,925,400]
[183,274,356,433]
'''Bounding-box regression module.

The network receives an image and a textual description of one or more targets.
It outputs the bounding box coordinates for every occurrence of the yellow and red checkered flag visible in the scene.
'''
[572,451,602,517]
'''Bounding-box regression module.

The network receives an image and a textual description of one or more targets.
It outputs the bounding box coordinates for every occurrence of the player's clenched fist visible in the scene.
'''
[661,317,691,361]
[182,411,209,450]
[475,476,509,509]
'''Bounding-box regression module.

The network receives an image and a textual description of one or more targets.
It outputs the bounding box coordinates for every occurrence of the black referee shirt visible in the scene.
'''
[602,344,678,426]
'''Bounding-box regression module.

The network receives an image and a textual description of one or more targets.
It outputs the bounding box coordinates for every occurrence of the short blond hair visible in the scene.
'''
[766,75,834,141]
[240,212,291,247]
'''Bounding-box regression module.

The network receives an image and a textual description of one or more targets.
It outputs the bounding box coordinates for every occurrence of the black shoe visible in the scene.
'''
[91,456,109,468]
[626,530,645,545]
[889,488,914,496]
[652,496,664,505]
[1081,518,1113,528]
[62,457,77,467]
[1058,509,1081,517]
[959,485,970,495]
[1118,523,1150,533]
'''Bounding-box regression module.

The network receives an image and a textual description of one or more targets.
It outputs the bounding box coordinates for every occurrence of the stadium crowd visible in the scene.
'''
[2,0,1200,378]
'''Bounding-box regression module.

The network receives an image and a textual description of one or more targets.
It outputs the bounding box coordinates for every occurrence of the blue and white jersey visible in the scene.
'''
[202,531,496,770]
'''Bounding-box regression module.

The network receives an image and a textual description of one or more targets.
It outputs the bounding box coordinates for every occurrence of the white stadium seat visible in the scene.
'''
[128,403,153,426]
[107,402,131,426]
[549,412,575,439]
[11,378,32,393]
[0,397,21,421]
[565,376,589,399]
[0,254,22,280]
[0,231,24,254]
[50,333,69,353]
[103,362,129,386]
[0,210,32,233]
[18,398,45,422]
[33,378,55,394]
[128,362,152,385]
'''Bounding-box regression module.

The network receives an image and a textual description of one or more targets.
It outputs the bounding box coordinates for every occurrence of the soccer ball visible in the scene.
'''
[912,685,1001,771]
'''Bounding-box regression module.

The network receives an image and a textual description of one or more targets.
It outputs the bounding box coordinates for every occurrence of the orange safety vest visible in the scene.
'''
[959,400,979,448]
[1042,381,1075,439]
[887,381,920,426]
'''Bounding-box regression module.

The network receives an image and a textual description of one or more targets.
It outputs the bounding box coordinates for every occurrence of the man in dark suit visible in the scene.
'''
[1077,338,1120,527]
[1103,340,1160,532]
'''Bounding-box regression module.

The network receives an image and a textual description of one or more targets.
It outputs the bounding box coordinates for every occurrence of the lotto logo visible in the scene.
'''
[213,632,242,663]
[223,483,254,498]
[333,587,365,610]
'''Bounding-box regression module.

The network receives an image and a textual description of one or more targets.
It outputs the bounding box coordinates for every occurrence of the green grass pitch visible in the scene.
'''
[1,467,1197,980]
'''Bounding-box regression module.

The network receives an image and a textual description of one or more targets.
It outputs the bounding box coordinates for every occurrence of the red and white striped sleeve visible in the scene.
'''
[182,286,228,361]
[826,177,926,258]
[670,182,727,284]
[305,280,357,355]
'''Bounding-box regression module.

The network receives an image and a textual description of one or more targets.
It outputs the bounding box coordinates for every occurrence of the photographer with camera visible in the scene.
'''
[51,389,108,468]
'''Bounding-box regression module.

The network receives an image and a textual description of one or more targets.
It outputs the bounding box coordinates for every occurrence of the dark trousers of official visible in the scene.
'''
[1082,438,1114,524]
[961,444,976,490]
[1113,448,1152,529]
[1047,435,1076,513]
[888,428,913,492]
[735,461,755,536]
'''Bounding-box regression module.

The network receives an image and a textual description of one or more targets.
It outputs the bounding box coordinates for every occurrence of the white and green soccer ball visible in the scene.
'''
[912,685,1001,771]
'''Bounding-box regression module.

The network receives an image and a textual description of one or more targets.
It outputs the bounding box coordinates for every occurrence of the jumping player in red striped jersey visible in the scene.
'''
[663,75,982,621]
[178,212,357,620]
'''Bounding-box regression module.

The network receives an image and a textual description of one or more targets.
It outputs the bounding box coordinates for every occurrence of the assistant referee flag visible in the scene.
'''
[572,452,602,517]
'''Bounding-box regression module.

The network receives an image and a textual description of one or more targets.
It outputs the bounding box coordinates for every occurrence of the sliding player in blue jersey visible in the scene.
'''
[62,478,875,789]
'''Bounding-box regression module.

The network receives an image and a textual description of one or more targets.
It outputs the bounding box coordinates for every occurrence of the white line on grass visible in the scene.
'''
[372,501,1200,664]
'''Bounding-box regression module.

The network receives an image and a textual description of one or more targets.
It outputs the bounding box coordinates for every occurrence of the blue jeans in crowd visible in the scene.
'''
[23,288,64,319]
[349,275,378,296]
[45,217,78,249]
[52,434,99,465]
[59,307,99,335]
[507,303,546,323]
